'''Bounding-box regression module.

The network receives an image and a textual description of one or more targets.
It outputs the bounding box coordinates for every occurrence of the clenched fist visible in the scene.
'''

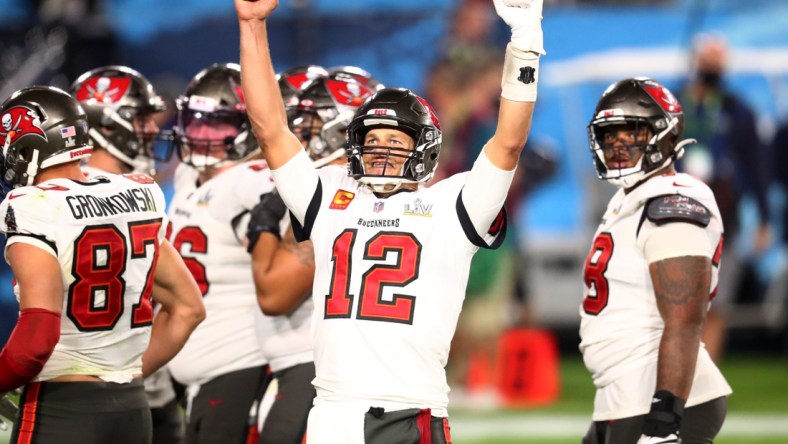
[235,0,279,21]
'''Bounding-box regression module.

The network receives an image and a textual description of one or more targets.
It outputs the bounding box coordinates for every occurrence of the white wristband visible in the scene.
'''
[501,43,540,102]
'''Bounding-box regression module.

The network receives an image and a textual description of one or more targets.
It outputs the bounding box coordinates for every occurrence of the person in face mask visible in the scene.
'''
[676,33,773,363]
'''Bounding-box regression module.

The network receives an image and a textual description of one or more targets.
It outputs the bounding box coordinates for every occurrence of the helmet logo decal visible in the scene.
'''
[326,80,372,107]
[415,96,441,130]
[596,108,624,119]
[0,106,48,146]
[233,84,247,111]
[285,73,313,91]
[75,76,132,104]
[369,109,396,117]
[643,85,682,113]
[188,94,220,112]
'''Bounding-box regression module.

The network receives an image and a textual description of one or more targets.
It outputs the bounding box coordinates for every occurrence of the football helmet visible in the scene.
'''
[346,88,442,193]
[327,66,385,92]
[0,86,91,195]
[175,63,257,171]
[277,65,329,109]
[292,72,376,166]
[588,77,693,189]
[71,65,166,174]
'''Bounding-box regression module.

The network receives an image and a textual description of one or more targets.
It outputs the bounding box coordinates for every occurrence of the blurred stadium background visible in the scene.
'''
[1,0,787,441]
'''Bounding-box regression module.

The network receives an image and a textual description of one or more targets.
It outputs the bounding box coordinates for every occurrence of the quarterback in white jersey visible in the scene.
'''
[579,78,731,444]
[245,68,380,444]
[0,86,203,444]
[237,0,545,441]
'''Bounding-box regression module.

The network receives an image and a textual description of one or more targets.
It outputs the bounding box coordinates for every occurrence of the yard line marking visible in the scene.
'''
[449,413,788,439]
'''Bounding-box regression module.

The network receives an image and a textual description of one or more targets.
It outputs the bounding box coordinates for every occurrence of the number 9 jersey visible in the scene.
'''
[579,173,732,420]
[0,173,168,383]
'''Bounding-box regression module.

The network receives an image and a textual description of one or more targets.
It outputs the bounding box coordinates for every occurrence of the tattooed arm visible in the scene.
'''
[649,255,711,399]
[251,226,315,315]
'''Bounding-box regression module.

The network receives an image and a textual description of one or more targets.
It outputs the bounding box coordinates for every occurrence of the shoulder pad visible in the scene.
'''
[645,194,711,227]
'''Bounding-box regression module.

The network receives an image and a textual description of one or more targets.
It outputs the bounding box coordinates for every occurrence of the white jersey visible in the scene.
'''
[579,173,732,420]
[167,161,275,386]
[0,173,168,383]
[259,291,314,373]
[274,159,507,417]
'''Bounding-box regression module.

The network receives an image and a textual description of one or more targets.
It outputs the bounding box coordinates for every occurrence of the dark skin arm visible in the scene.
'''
[650,255,711,400]
[251,226,315,315]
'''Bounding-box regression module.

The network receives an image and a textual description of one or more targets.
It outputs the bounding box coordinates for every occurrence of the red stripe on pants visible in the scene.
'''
[442,418,452,444]
[417,408,431,444]
[17,382,41,444]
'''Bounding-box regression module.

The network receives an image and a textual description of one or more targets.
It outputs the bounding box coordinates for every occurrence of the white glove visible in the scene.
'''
[637,433,681,444]
[493,0,545,55]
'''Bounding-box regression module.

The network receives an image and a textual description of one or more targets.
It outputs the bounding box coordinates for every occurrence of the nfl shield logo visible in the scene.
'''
[373,202,384,213]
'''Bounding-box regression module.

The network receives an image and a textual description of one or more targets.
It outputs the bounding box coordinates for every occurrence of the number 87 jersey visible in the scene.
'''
[0,173,168,383]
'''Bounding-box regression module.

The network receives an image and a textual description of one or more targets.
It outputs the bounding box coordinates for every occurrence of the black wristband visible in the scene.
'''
[246,225,280,253]
[642,390,685,438]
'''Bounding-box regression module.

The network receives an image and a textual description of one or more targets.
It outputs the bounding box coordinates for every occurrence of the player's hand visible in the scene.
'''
[493,0,545,55]
[247,191,288,252]
[640,391,683,444]
[637,433,681,444]
[235,0,278,22]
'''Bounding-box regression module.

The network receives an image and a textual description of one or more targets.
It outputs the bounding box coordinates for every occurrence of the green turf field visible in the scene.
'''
[446,353,788,443]
[1,353,785,443]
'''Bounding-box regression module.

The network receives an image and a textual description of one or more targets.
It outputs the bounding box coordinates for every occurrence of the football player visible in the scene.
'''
[71,65,184,444]
[244,69,380,443]
[580,78,732,444]
[71,65,171,176]
[165,63,274,444]
[236,0,543,441]
[0,86,204,443]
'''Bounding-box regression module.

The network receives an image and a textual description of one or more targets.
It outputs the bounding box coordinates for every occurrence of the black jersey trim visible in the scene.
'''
[455,190,507,250]
[7,232,58,255]
[292,178,323,242]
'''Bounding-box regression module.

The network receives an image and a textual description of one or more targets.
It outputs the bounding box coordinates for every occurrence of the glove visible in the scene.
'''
[493,0,545,55]
[639,390,684,444]
[637,433,680,444]
[246,191,288,252]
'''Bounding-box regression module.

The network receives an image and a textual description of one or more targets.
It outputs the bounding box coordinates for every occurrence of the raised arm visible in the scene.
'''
[485,0,545,170]
[142,240,206,377]
[236,0,303,169]
[460,0,545,237]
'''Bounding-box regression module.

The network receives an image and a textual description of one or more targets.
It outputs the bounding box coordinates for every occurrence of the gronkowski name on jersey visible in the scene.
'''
[0,174,168,383]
